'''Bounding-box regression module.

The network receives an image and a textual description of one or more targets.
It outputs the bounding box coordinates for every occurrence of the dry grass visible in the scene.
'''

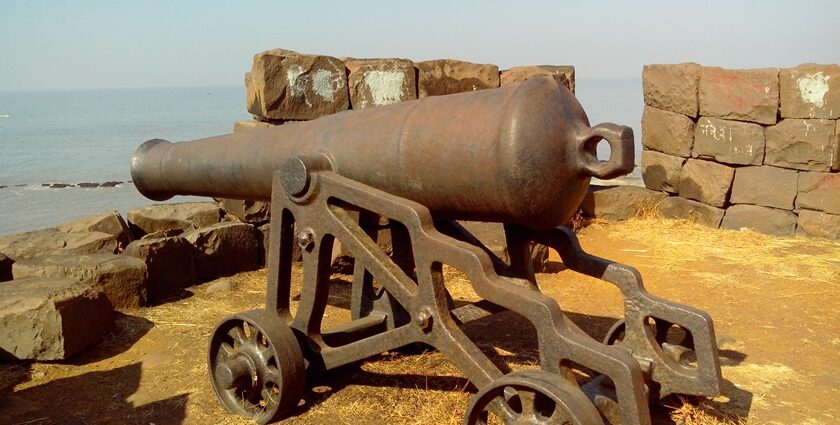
[606,213,840,289]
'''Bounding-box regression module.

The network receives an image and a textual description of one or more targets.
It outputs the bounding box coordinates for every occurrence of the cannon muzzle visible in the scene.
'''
[131,77,634,229]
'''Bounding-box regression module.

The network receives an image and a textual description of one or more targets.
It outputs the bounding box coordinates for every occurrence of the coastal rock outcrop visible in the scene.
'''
[0,277,113,360]
[55,211,134,250]
[123,236,197,303]
[182,222,261,282]
[12,254,148,309]
[127,202,223,237]
[0,229,121,261]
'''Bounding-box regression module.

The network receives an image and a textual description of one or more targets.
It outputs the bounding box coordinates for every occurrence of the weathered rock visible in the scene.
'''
[127,202,223,237]
[692,117,765,165]
[256,223,302,266]
[141,228,184,240]
[765,119,837,172]
[678,159,735,208]
[56,211,134,250]
[835,123,840,172]
[796,172,840,215]
[247,49,349,120]
[183,222,261,281]
[0,252,13,282]
[233,120,273,133]
[796,210,840,239]
[721,205,797,236]
[580,186,668,221]
[642,63,701,117]
[216,198,271,224]
[458,222,549,273]
[0,277,113,360]
[641,150,685,193]
[657,197,724,228]
[13,254,147,309]
[780,64,840,119]
[12,254,147,309]
[641,106,694,157]
[500,65,575,93]
[0,229,121,261]
[205,277,236,294]
[699,67,779,124]
[416,59,500,98]
[346,58,417,109]
[123,236,197,302]
[730,166,798,210]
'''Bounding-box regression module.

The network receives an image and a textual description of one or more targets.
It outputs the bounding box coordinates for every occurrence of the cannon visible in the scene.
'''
[132,76,722,424]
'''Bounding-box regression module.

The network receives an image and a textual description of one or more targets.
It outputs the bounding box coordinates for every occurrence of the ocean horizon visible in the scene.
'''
[0,78,644,236]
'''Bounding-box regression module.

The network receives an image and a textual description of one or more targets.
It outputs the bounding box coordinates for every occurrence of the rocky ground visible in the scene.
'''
[1,217,839,425]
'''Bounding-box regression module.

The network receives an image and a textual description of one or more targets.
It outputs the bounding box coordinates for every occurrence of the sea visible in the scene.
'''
[0,79,643,236]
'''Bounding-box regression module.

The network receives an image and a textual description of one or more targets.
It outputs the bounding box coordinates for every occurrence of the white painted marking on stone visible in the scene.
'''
[363,70,406,106]
[803,120,813,136]
[797,72,830,109]
[286,65,312,107]
[312,69,342,102]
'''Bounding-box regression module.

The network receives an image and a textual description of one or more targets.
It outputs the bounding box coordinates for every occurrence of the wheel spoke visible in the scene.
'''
[220,342,235,357]
[519,389,537,418]
[228,326,247,344]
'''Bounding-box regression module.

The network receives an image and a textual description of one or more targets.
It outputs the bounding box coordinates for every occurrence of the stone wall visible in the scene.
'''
[227,49,575,223]
[240,49,574,125]
[641,63,840,238]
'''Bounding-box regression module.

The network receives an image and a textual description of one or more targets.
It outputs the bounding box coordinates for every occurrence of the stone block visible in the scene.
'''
[796,210,840,239]
[123,236,197,303]
[580,186,668,221]
[699,67,779,124]
[345,58,417,109]
[12,254,147,309]
[55,211,134,250]
[233,120,273,133]
[765,119,837,172]
[641,150,685,193]
[0,277,113,360]
[641,106,694,157]
[247,49,349,120]
[127,202,223,237]
[657,196,725,228]
[780,64,840,119]
[642,63,701,117]
[0,252,12,282]
[693,117,765,165]
[642,63,702,118]
[216,198,271,224]
[678,159,735,208]
[796,172,840,215]
[0,229,121,261]
[730,166,798,210]
[721,205,797,236]
[183,222,261,282]
[500,65,575,93]
[835,122,840,172]
[416,59,499,98]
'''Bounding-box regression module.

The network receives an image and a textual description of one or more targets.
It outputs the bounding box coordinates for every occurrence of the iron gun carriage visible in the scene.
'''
[132,76,722,424]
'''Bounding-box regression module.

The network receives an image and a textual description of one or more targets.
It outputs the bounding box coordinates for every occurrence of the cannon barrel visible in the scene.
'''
[131,77,634,229]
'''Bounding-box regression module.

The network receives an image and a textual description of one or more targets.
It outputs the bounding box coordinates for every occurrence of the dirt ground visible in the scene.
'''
[1,217,839,425]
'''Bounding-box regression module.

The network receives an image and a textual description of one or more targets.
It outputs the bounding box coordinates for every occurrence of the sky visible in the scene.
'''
[1,0,838,91]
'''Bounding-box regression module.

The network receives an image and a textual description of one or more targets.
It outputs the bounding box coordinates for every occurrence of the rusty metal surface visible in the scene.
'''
[134,81,721,424]
[131,77,632,229]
